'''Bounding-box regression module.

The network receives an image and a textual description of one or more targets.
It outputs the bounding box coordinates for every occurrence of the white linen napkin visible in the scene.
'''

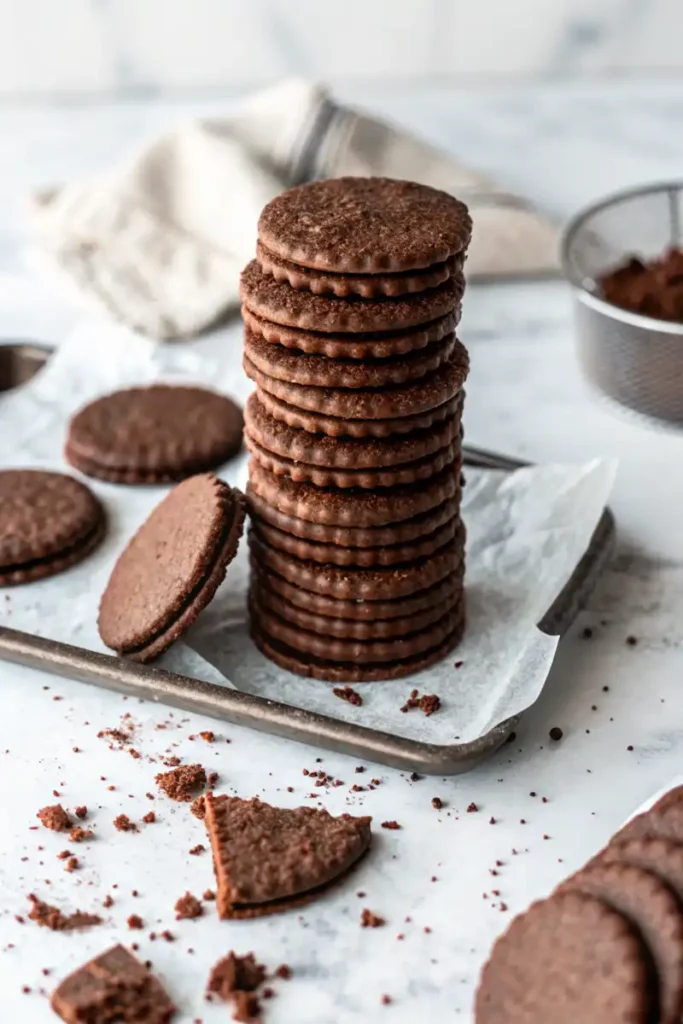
[29,79,560,341]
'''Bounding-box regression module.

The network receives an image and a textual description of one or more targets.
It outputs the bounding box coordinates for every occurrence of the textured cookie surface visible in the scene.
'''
[243,306,460,359]
[248,462,459,527]
[244,326,457,388]
[475,890,652,1024]
[257,177,472,273]
[98,474,244,662]
[245,392,462,469]
[204,793,371,918]
[564,861,683,1024]
[257,239,461,297]
[66,385,243,483]
[0,469,105,585]
[241,259,464,334]
[252,610,465,683]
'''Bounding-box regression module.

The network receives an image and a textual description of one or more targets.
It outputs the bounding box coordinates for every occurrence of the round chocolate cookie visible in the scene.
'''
[251,607,465,683]
[243,307,460,360]
[475,891,653,1024]
[251,591,463,664]
[244,326,457,388]
[257,178,472,273]
[563,862,683,1024]
[98,475,245,662]
[257,385,462,439]
[246,432,459,489]
[248,462,459,527]
[240,260,464,334]
[602,838,683,904]
[66,385,243,485]
[250,575,462,639]
[246,486,459,548]
[0,469,105,586]
[248,529,463,601]
[250,514,461,567]
[244,392,462,469]
[257,240,462,298]
[251,558,464,621]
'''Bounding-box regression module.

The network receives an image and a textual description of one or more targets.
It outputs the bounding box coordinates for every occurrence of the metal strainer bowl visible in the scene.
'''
[561,182,683,427]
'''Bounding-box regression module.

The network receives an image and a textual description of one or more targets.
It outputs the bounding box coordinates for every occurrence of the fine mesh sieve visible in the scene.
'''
[562,182,683,427]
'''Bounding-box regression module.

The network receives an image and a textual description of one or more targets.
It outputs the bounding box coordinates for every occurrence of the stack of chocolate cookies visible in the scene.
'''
[240,177,472,683]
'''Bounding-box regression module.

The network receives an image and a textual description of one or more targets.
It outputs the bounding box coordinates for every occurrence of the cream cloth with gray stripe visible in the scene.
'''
[29,79,559,341]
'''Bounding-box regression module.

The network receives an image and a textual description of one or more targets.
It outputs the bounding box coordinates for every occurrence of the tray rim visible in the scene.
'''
[0,343,617,775]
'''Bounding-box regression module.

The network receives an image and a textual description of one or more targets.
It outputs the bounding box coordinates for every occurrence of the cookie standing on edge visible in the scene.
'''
[66,384,243,485]
[204,793,372,918]
[0,469,105,586]
[98,474,245,662]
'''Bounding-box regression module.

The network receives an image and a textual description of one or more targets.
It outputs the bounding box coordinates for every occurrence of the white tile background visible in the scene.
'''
[0,0,681,99]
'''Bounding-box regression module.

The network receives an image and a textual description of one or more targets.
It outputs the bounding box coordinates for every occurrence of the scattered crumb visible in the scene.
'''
[432,798,443,810]
[626,635,638,647]
[189,844,205,856]
[103,895,114,909]
[156,764,207,802]
[142,812,156,824]
[127,914,144,930]
[74,806,87,820]
[207,952,266,1001]
[199,731,215,742]
[381,821,401,831]
[202,890,215,902]
[275,965,292,980]
[64,857,79,873]
[113,814,138,833]
[381,994,392,1006]
[175,893,203,920]
[332,685,363,707]
[400,689,441,716]
[69,827,94,843]
[549,727,563,742]
[467,803,478,813]
[190,795,206,820]
[361,909,385,928]
[27,895,101,932]
[36,805,71,832]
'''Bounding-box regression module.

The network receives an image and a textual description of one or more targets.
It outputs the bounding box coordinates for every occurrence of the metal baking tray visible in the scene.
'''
[0,341,616,775]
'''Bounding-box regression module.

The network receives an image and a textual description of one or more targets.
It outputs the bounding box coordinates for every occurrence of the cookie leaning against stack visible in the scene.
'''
[240,177,472,682]
[476,784,683,1023]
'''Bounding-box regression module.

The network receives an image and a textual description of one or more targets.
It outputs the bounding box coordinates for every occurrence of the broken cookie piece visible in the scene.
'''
[51,944,175,1023]
[204,792,371,918]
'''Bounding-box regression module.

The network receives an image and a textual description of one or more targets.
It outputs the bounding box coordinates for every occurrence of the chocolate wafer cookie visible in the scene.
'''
[248,529,464,600]
[475,891,654,1024]
[241,260,464,334]
[0,469,105,586]
[252,607,465,683]
[245,392,462,469]
[66,385,243,484]
[246,432,459,489]
[244,326,458,388]
[243,307,460,359]
[257,239,462,298]
[251,575,463,639]
[248,462,460,527]
[257,177,472,273]
[99,475,244,662]
[246,486,459,548]
[251,558,464,621]
[250,513,461,567]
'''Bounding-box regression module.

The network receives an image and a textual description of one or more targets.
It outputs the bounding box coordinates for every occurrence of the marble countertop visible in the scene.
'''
[2,78,683,1022]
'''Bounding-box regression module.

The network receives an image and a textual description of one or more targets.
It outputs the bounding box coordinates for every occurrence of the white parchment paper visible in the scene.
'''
[0,326,616,746]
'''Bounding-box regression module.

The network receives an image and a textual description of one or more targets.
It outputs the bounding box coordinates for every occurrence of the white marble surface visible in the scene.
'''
[0,0,682,97]
[2,79,683,1021]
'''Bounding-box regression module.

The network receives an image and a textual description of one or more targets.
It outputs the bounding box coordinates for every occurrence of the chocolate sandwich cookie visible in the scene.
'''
[0,469,105,586]
[247,485,459,548]
[251,557,464,621]
[257,177,472,273]
[51,945,175,1024]
[252,609,465,683]
[66,384,243,485]
[250,513,461,567]
[204,793,371,919]
[257,239,462,298]
[248,529,464,601]
[246,432,459,489]
[251,590,463,663]
[244,392,462,469]
[241,260,464,334]
[257,385,463,439]
[98,474,244,662]
[475,890,654,1024]
[244,326,458,388]
[250,576,463,639]
[248,462,459,527]
[243,307,460,359]
[563,861,683,1023]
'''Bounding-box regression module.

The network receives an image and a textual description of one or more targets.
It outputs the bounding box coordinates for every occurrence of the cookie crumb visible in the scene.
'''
[361,909,385,928]
[113,814,138,833]
[381,821,401,830]
[549,727,563,742]
[190,795,206,820]
[332,685,363,707]
[74,806,87,820]
[69,827,94,843]
[142,811,156,824]
[127,914,144,930]
[467,802,478,813]
[36,805,71,832]
[175,893,203,920]
[432,798,443,810]
[626,635,638,647]
[199,731,215,742]
[207,952,266,1001]
[275,964,292,980]
[156,764,207,801]
[189,844,205,856]
[27,895,101,931]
